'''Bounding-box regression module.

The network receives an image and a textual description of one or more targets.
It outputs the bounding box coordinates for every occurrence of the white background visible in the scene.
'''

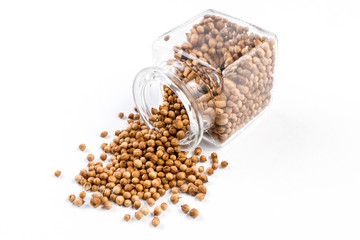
[1,0,359,239]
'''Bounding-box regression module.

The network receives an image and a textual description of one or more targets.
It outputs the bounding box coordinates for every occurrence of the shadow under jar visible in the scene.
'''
[133,9,278,148]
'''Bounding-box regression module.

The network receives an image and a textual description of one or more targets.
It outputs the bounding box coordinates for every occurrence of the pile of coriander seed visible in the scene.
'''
[63,86,228,227]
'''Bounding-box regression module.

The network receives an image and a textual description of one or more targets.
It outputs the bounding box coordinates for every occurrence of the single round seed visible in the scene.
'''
[74,198,84,207]
[200,155,207,162]
[124,199,132,207]
[54,170,61,177]
[118,112,124,118]
[181,204,190,214]
[141,206,150,216]
[221,161,228,168]
[104,201,113,210]
[90,197,101,208]
[154,206,162,216]
[133,200,141,210]
[87,153,95,161]
[152,217,160,227]
[79,144,86,151]
[68,194,75,202]
[124,214,131,221]
[147,198,155,206]
[171,187,179,194]
[196,193,205,201]
[189,208,199,218]
[100,153,107,161]
[212,163,219,170]
[160,202,168,211]
[170,194,180,204]
[211,152,217,159]
[135,211,143,220]
[194,147,202,155]
[206,167,214,176]
[79,191,86,199]
[100,131,108,138]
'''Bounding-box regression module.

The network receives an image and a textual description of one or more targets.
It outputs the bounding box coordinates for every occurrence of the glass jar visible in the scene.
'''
[133,9,278,148]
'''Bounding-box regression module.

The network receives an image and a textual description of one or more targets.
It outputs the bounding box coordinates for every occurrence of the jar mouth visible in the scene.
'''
[133,67,204,149]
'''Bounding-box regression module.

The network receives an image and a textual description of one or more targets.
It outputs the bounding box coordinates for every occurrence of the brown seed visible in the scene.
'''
[135,211,143,220]
[133,200,141,210]
[189,208,199,218]
[147,198,155,206]
[100,131,108,138]
[196,193,205,201]
[54,170,61,177]
[194,147,202,155]
[171,187,179,194]
[118,112,124,118]
[87,153,95,161]
[152,217,160,227]
[198,185,207,194]
[212,163,219,170]
[74,198,84,207]
[79,191,86,199]
[79,144,86,151]
[68,194,76,202]
[104,201,113,210]
[100,153,107,161]
[211,152,218,159]
[160,202,168,211]
[200,155,207,162]
[170,194,180,204]
[154,206,162,216]
[128,113,134,119]
[164,35,170,41]
[206,167,214,176]
[124,214,131,221]
[181,204,190,213]
[90,197,101,208]
[221,161,228,168]
[141,206,150,216]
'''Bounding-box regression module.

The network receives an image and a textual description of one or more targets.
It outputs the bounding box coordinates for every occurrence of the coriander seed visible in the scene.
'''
[220,161,228,168]
[68,194,76,202]
[104,201,113,210]
[74,198,84,207]
[141,206,150,216]
[194,147,202,155]
[206,167,214,176]
[90,197,101,208]
[181,204,190,214]
[154,206,162,216]
[135,211,143,220]
[147,198,155,206]
[133,200,141,210]
[189,208,199,218]
[100,153,107,161]
[79,144,86,151]
[118,112,124,118]
[124,214,131,221]
[160,202,168,211]
[87,153,95,161]
[170,194,180,204]
[211,153,218,159]
[152,217,160,227]
[196,193,205,201]
[79,191,86,199]
[200,155,207,162]
[54,170,61,177]
[100,131,108,138]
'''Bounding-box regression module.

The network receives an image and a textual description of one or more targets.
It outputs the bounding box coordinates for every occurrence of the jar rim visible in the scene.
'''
[133,66,204,149]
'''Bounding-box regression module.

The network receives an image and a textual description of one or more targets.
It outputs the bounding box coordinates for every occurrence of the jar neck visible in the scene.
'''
[133,61,222,149]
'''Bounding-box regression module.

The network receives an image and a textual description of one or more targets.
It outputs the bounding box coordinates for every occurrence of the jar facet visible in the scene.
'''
[133,9,278,147]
